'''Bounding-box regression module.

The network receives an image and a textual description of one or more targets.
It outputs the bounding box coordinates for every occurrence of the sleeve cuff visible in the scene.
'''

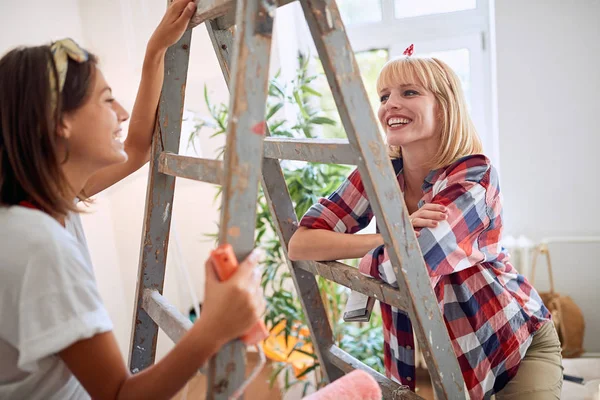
[18,307,113,372]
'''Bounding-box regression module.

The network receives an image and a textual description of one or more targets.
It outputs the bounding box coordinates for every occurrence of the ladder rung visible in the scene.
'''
[158,152,223,184]
[295,261,410,310]
[189,0,235,29]
[263,137,355,164]
[142,289,193,344]
[327,346,421,400]
[158,137,356,183]
[191,0,298,30]
[142,289,207,374]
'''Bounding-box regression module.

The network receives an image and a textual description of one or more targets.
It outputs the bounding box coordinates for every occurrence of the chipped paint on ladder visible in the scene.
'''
[163,203,171,223]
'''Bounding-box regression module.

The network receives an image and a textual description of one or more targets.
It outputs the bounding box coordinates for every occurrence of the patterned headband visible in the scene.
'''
[48,38,89,112]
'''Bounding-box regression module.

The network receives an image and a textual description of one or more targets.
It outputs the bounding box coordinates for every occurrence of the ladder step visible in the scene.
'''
[263,137,355,164]
[158,152,223,185]
[327,346,421,400]
[295,260,410,310]
[142,289,207,374]
[142,289,193,344]
[158,138,355,183]
[189,0,235,29]
[191,0,298,30]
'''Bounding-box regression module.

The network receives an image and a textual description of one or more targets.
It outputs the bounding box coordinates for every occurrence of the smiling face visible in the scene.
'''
[60,68,130,172]
[377,83,440,149]
[375,57,482,169]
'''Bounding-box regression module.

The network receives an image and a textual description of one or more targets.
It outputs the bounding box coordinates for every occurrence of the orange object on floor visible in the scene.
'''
[262,320,315,378]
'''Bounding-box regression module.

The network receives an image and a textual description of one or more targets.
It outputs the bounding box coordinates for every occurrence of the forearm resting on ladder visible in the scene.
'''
[288,227,384,262]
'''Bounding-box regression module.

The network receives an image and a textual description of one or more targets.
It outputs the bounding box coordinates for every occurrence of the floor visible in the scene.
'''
[414,368,435,399]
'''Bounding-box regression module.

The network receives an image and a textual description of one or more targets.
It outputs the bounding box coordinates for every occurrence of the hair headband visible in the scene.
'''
[48,38,89,111]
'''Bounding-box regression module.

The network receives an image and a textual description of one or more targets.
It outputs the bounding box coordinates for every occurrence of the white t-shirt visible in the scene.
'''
[0,205,113,400]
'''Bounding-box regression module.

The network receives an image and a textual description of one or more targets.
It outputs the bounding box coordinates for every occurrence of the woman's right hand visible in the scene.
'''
[199,249,266,346]
[410,203,448,237]
[147,0,196,54]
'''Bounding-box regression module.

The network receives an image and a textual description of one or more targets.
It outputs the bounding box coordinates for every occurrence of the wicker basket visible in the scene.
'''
[530,244,585,358]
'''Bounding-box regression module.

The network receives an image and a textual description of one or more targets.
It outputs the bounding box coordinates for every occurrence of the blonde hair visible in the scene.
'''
[376,57,483,169]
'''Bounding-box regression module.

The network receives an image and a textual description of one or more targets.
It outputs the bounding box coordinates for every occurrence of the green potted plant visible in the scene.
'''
[189,53,384,397]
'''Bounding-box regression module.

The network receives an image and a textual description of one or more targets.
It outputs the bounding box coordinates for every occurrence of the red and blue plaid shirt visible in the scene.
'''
[299,154,551,399]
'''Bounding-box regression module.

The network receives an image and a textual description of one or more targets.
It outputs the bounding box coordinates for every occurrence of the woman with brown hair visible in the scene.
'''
[0,1,265,399]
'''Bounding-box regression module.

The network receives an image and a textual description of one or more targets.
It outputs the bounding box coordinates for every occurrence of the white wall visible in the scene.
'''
[0,0,85,52]
[495,0,600,352]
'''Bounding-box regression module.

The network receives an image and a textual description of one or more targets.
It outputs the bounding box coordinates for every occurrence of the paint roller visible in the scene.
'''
[302,370,382,400]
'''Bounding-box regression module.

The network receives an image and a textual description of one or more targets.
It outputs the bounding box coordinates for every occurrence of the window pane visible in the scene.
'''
[421,48,471,109]
[315,49,389,138]
[394,0,476,19]
[355,50,390,113]
[338,0,382,25]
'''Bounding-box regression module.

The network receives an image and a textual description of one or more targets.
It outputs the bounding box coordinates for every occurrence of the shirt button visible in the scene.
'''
[407,377,412,382]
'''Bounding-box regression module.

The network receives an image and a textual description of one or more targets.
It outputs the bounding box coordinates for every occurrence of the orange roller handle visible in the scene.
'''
[210,244,269,345]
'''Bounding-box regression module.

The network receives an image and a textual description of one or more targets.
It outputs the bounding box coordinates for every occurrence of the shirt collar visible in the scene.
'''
[394,157,442,192]
[423,168,443,189]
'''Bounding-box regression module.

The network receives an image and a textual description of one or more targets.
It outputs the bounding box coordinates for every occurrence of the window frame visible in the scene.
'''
[275,0,499,168]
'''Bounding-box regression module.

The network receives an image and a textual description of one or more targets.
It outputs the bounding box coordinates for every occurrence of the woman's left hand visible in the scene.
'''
[410,203,448,237]
[148,0,197,53]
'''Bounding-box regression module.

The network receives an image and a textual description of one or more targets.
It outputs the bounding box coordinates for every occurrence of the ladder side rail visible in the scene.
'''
[129,29,193,373]
[207,0,277,398]
[206,7,346,385]
[298,1,466,398]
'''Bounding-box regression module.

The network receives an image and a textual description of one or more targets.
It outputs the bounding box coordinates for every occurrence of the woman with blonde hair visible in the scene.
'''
[288,47,562,399]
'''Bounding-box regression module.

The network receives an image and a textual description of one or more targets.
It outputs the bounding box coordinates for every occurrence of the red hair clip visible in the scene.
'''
[403,44,414,56]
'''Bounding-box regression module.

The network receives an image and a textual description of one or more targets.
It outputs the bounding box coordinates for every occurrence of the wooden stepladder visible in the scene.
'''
[128,0,467,399]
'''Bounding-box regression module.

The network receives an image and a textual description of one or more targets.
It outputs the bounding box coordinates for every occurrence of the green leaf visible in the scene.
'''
[304,75,318,84]
[291,348,318,359]
[266,102,284,121]
[293,90,310,120]
[295,363,318,379]
[309,116,337,126]
[187,130,198,154]
[203,84,211,112]
[269,363,286,388]
[302,381,312,397]
[301,85,322,97]
[268,119,286,132]
[270,80,286,98]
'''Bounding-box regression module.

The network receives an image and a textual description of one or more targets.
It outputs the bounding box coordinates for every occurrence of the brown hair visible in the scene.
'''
[0,44,97,218]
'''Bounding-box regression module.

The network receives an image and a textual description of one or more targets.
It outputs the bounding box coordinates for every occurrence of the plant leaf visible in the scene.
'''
[266,102,284,121]
[309,116,337,126]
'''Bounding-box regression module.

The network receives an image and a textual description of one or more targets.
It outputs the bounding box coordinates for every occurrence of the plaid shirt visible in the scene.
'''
[299,155,551,399]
